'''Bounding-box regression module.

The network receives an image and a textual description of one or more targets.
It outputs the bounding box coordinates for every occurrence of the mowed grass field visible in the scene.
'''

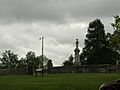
[0,73,120,90]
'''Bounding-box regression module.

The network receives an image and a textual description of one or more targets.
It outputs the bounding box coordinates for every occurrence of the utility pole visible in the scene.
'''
[35,37,44,77]
[41,36,44,77]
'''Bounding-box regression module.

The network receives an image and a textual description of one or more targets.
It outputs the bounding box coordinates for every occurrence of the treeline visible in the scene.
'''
[0,50,50,70]
[63,15,120,66]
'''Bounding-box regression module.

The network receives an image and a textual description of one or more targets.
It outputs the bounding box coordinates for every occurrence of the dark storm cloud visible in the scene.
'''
[68,0,120,18]
[0,0,119,24]
[0,0,67,23]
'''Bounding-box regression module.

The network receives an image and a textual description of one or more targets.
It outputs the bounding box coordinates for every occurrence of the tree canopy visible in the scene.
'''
[63,55,74,67]
[81,19,116,65]
[109,15,120,52]
[0,50,18,69]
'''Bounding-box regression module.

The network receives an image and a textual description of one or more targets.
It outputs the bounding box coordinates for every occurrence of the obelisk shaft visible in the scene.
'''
[74,39,81,66]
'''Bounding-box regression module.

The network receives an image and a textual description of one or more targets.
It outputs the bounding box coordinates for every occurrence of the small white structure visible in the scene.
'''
[35,68,43,72]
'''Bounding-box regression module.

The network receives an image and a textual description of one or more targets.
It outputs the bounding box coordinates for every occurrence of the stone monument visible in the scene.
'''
[74,39,81,66]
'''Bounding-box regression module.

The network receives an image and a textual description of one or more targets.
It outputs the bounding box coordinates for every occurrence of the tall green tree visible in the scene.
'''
[16,57,27,69]
[25,51,36,73]
[107,15,120,61]
[0,50,18,69]
[81,19,115,65]
[111,15,120,30]
[25,51,49,74]
[110,15,120,52]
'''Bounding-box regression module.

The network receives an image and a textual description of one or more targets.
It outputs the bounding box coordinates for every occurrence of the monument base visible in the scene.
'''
[74,62,81,66]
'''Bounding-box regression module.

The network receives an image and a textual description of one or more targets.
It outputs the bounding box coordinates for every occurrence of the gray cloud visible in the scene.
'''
[0,23,84,65]
[0,0,119,24]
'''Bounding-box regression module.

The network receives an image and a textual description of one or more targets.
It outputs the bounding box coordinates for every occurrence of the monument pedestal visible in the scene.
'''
[74,62,81,66]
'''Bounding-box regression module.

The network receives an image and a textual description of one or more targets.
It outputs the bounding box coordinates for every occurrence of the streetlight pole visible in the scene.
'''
[35,36,44,77]
[41,36,44,77]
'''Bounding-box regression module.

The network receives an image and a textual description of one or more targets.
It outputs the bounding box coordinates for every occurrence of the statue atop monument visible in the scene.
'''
[74,39,81,66]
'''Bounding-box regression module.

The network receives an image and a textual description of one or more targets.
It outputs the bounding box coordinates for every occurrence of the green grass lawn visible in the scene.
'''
[0,73,120,90]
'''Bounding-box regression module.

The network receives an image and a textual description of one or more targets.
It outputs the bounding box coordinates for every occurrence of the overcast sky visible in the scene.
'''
[0,0,120,66]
